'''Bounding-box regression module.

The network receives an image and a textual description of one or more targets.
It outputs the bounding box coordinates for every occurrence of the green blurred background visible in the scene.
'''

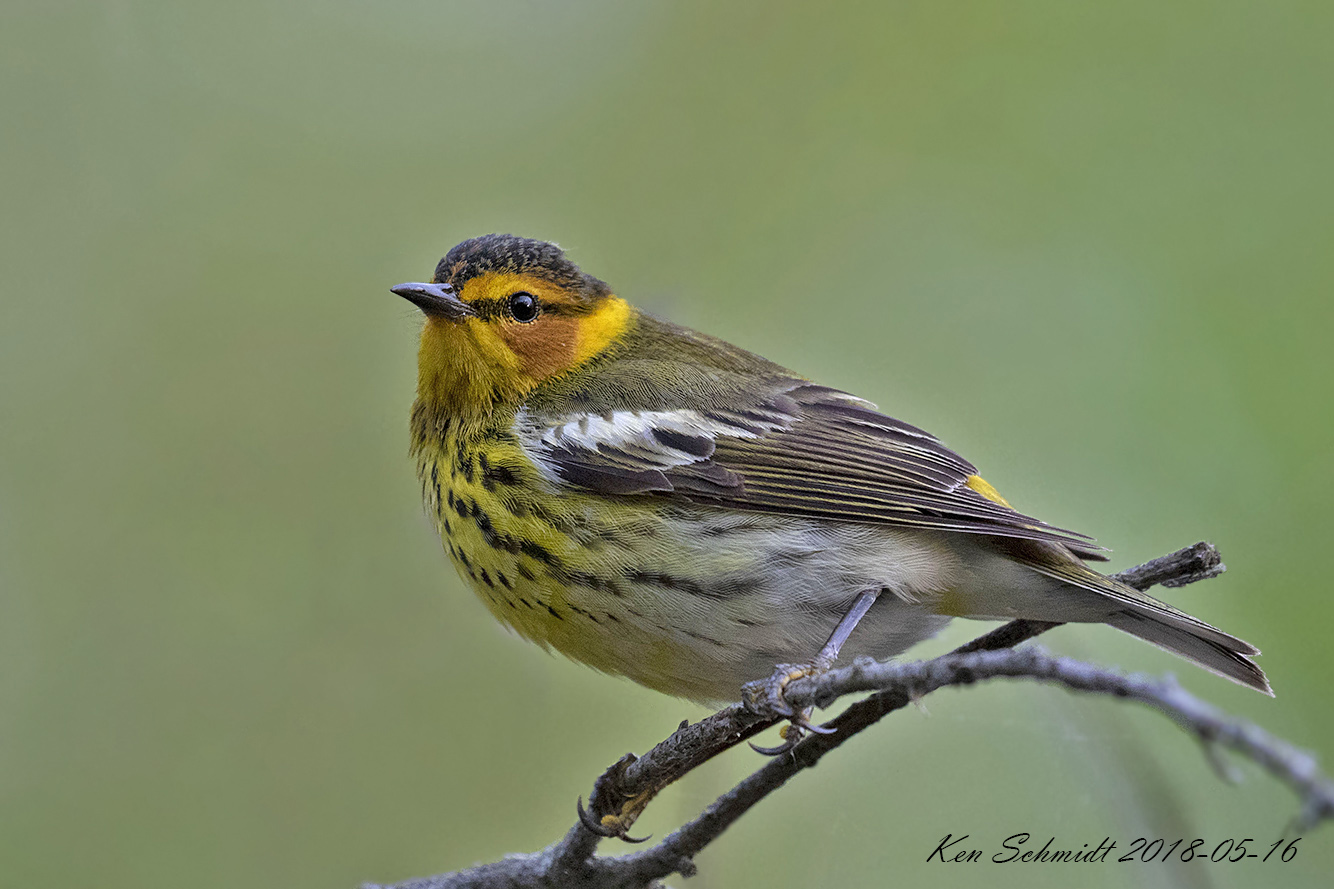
[3,2,1332,887]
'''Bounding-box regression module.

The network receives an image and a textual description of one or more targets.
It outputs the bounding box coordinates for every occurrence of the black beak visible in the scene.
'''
[391,282,476,320]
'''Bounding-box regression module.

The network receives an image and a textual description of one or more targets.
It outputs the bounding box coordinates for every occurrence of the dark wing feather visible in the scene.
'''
[516,314,1105,558]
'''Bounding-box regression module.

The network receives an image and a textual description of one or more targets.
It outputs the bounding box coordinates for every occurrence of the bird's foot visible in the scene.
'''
[577,795,652,843]
[576,754,655,843]
[742,662,836,755]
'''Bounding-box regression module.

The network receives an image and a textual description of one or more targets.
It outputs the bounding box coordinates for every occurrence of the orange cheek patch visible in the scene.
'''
[498,316,580,381]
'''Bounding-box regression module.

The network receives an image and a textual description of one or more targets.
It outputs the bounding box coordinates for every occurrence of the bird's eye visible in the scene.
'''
[507,292,539,322]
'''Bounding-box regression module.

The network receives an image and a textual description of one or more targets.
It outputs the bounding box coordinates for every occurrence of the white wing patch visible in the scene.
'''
[517,407,762,459]
[549,409,755,448]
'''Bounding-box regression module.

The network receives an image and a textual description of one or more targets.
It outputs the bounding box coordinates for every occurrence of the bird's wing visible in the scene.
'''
[515,374,1105,558]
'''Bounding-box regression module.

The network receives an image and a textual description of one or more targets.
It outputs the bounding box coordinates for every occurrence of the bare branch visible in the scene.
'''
[612,647,1334,886]
[365,543,1328,889]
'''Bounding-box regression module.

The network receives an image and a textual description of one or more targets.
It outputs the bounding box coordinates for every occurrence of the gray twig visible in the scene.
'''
[364,543,1329,889]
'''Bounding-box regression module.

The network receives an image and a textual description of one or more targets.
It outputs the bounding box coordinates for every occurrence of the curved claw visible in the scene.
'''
[750,725,803,756]
[575,796,653,844]
[749,737,798,756]
[576,796,619,837]
[792,713,836,736]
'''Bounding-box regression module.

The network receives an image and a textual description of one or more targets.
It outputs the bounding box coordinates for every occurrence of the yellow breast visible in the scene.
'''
[415,422,781,699]
[418,425,580,643]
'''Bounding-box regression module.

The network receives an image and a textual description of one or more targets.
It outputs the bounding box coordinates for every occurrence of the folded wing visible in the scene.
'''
[517,365,1104,558]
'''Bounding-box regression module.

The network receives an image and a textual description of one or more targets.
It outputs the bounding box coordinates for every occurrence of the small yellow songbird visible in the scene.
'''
[393,234,1268,705]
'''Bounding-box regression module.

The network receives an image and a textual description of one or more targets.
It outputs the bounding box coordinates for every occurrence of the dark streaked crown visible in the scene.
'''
[432,234,611,300]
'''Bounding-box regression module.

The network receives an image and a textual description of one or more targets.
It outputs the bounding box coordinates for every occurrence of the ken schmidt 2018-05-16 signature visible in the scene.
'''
[927,834,1302,865]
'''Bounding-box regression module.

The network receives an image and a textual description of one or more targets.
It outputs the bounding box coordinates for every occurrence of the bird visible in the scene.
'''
[392,233,1269,710]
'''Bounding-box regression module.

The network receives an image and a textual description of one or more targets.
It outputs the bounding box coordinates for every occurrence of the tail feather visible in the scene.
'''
[1106,608,1271,696]
[1008,544,1271,695]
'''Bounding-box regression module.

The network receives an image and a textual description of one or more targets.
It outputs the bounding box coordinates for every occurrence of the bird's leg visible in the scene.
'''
[812,587,882,670]
[744,589,881,755]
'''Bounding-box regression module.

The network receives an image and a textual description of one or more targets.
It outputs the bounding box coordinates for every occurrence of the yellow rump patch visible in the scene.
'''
[965,475,1012,508]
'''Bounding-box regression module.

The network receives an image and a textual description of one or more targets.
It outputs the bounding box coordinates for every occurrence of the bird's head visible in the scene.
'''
[395,235,631,417]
